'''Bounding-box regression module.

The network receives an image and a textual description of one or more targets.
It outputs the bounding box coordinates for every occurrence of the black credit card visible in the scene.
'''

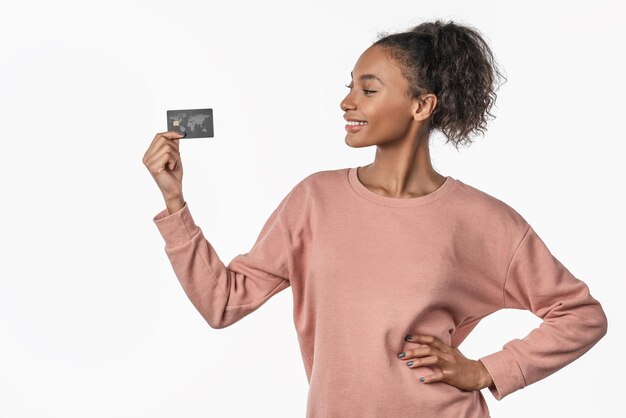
[166,108,214,138]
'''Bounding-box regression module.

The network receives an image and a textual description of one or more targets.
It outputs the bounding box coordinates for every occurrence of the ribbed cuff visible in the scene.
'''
[152,201,200,248]
[478,348,526,401]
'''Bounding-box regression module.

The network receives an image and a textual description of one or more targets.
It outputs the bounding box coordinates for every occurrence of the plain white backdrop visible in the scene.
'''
[1,0,624,417]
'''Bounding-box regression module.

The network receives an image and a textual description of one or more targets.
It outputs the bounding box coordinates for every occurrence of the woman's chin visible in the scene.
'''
[345,135,374,148]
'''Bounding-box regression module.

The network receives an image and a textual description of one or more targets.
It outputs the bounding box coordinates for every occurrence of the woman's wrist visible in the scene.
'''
[476,360,494,390]
[164,196,185,214]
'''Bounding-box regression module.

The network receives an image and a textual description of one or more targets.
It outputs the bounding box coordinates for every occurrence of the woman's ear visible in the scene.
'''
[413,94,437,122]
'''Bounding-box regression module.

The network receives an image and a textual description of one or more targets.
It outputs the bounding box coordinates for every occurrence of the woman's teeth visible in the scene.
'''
[346,121,367,126]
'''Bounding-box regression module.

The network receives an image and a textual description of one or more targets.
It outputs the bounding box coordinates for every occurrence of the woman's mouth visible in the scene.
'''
[345,121,368,133]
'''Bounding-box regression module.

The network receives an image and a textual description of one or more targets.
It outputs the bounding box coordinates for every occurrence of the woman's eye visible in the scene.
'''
[344,84,376,95]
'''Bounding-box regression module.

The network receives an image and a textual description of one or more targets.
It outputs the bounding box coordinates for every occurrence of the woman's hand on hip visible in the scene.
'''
[397,334,494,392]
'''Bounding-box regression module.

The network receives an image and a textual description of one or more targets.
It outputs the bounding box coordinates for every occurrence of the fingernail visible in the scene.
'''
[419,377,425,383]
[179,132,187,137]
[406,361,414,367]
[405,335,413,341]
[398,352,406,359]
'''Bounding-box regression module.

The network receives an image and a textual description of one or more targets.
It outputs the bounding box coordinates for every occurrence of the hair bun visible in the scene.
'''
[373,19,508,149]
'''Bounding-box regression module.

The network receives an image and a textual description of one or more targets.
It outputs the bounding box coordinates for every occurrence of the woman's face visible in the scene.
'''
[340,45,433,148]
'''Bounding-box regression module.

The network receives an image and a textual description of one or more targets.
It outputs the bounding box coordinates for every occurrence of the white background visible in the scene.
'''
[1,0,624,417]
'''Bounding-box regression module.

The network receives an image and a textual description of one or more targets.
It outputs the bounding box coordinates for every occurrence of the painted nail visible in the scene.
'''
[419,377,425,383]
[405,335,413,341]
[406,360,414,367]
[398,352,406,359]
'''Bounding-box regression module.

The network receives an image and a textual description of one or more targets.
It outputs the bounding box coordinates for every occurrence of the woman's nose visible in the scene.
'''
[340,95,355,111]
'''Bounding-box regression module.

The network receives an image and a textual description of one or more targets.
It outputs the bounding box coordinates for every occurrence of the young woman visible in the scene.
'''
[143,19,608,418]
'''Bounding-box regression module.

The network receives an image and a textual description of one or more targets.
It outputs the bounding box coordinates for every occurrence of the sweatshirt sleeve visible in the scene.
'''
[478,224,608,400]
[152,191,296,329]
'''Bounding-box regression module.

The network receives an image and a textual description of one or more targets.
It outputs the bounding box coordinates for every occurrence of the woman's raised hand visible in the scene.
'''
[142,130,187,205]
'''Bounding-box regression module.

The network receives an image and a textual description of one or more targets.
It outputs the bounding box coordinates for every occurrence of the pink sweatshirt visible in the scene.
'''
[153,167,608,418]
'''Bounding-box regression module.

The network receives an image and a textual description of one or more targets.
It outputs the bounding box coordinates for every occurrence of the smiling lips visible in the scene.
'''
[345,121,368,133]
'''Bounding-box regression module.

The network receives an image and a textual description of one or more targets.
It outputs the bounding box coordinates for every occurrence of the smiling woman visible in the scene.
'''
[341,21,507,151]
[148,17,607,418]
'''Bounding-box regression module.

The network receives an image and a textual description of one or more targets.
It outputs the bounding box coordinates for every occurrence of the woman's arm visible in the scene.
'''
[478,224,608,400]
[153,192,295,329]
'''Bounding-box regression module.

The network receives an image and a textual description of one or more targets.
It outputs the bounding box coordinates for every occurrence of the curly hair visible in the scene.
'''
[373,19,507,150]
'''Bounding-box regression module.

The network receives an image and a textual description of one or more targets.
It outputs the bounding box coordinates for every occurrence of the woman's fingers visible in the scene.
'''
[142,131,185,174]
[399,345,436,360]
[419,369,445,384]
[143,131,184,163]
[399,334,448,361]
[398,333,484,391]
[143,131,186,201]
[156,149,180,173]
[405,334,447,350]
[404,354,439,368]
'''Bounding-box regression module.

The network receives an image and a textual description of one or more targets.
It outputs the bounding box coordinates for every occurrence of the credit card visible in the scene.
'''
[166,108,214,138]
